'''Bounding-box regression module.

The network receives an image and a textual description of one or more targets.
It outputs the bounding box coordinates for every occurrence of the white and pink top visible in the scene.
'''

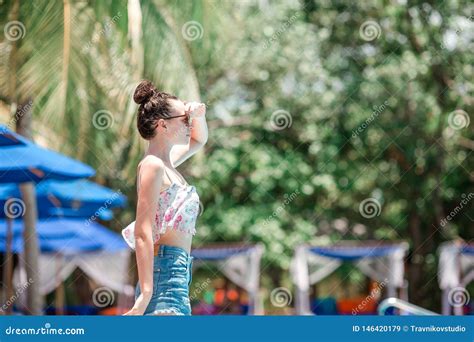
[121,181,200,250]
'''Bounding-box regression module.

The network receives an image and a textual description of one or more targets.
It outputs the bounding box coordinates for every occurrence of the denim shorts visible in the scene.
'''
[135,244,194,315]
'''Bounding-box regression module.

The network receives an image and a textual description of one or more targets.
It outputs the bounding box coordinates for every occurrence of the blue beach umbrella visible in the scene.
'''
[0,218,127,254]
[0,144,95,183]
[0,125,95,314]
[0,125,28,146]
[35,179,127,207]
[0,125,95,183]
[47,207,114,220]
[0,180,126,221]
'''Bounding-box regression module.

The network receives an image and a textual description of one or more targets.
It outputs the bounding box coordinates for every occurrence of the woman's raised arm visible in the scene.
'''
[171,102,208,167]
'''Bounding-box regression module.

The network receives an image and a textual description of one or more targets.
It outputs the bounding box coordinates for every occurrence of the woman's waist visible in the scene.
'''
[153,236,192,256]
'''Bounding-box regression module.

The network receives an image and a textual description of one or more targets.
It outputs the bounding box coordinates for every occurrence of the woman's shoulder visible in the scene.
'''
[136,156,166,194]
[139,155,165,172]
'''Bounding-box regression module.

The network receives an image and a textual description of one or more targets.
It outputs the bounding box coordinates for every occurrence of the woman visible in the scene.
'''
[122,80,208,315]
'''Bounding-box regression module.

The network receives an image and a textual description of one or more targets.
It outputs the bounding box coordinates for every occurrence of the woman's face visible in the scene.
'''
[164,99,192,144]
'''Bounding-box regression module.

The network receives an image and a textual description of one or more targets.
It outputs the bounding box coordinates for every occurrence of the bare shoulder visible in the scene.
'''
[139,155,165,173]
[136,156,165,194]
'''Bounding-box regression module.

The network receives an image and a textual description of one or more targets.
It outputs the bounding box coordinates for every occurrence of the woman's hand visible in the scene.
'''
[122,291,152,316]
[186,101,206,118]
[171,101,208,167]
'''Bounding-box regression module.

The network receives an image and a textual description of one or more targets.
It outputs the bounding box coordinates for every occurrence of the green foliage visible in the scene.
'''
[1,0,472,311]
[196,1,472,308]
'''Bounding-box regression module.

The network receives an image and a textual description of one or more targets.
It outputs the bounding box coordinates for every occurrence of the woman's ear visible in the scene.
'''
[156,119,168,131]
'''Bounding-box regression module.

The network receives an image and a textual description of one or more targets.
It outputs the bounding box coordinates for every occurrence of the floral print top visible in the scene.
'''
[121,183,200,250]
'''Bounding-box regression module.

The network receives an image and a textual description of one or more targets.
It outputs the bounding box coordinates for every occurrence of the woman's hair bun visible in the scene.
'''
[133,80,156,105]
[134,81,179,140]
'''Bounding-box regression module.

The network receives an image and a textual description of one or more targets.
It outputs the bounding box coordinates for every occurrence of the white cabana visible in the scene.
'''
[12,250,133,308]
[290,241,409,315]
[3,218,133,312]
[191,243,265,315]
[438,240,474,315]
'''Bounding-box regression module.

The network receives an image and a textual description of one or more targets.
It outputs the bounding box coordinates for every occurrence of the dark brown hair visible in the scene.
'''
[133,80,178,140]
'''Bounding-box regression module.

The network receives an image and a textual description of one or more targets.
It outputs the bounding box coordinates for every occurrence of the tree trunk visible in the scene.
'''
[15,99,43,315]
[2,217,14,315]
[407,209,423,305]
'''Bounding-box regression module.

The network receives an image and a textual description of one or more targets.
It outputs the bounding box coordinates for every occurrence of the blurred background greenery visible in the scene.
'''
[0,0,472,313]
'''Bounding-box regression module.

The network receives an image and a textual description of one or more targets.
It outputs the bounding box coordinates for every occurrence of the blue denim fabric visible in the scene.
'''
[135,244,194,315]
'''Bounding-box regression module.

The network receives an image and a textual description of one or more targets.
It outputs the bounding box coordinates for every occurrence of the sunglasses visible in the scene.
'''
[161,112,193,127]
